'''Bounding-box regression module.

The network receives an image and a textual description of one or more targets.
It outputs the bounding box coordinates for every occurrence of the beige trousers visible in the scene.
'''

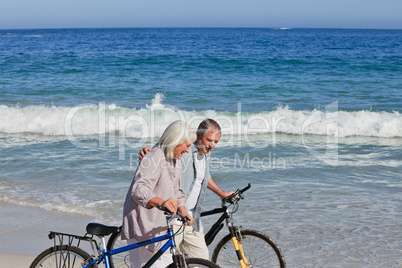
[173,225,210,260]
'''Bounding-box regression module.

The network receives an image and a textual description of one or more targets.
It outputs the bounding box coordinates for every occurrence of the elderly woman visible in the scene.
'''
[122,120,196,268]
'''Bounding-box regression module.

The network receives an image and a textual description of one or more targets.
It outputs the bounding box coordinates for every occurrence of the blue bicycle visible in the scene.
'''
[29,209,220,268]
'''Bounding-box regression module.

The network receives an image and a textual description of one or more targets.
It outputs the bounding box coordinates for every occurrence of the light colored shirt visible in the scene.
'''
[180,143,211,231]
[121,147,185,252]
[185,153,205,217]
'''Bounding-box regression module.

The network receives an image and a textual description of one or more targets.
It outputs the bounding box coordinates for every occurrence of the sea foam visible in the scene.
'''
[1,95,401,138]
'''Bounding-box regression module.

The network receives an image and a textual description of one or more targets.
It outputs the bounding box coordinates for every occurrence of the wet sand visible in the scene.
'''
[0,202,94,267]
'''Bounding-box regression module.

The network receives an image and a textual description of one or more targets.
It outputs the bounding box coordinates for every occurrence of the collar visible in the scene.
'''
[191,142,208,159]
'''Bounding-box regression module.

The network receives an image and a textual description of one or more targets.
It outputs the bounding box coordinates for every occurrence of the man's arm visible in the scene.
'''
[207,178,233,199]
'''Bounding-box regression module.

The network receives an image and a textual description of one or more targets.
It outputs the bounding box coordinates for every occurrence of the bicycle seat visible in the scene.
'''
[86,223,121,236]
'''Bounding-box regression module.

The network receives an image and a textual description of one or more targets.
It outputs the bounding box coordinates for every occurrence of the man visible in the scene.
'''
[139,118,232,260]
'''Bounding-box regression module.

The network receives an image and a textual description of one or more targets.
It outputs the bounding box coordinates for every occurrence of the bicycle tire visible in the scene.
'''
[167,257,221,268]
[211,229,286,268]
[29,245,97,268]
[107,231,220,268]
[106,230,130,268]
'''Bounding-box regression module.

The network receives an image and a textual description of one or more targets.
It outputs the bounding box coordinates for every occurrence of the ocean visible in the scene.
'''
[0,28,401,267]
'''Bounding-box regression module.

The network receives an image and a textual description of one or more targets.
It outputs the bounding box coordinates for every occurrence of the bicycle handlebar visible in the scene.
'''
[221,183,251,204]
[157,205,192,225]
[240,183,251,194]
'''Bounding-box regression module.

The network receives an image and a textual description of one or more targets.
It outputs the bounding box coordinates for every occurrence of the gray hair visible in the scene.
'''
[197,118,221,138]
[156,120,196,159]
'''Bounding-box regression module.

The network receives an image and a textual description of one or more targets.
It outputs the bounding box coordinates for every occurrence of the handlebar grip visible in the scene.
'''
[158,206,192,224]
[240,183,251,194]
[157,205,171,214]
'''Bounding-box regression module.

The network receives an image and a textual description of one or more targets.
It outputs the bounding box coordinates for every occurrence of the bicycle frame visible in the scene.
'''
[201,207,226,246]
[85,230,177,268]
[85,215,183,268]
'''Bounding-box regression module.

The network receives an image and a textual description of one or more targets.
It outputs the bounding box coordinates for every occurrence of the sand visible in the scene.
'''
[0,253,36,268]
[0,202,94,267]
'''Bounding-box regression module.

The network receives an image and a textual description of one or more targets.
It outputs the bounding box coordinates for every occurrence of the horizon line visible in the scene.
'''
[1,26,401,31]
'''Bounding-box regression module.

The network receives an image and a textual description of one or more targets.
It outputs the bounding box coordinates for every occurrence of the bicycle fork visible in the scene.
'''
[228,224,250,268]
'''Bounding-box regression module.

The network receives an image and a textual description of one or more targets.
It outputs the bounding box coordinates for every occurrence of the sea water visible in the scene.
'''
[0,28,401,266]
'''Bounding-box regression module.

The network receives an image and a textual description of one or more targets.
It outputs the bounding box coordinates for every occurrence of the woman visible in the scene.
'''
[122,120,196,268]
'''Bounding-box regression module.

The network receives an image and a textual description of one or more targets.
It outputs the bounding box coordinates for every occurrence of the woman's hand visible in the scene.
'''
[148,197,181,213]
[161,198,181,213]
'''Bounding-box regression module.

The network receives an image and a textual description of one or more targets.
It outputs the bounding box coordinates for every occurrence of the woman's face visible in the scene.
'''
[173,141,192,159]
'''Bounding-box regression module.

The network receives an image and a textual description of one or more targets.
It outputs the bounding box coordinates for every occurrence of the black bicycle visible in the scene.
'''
[108,184,286,268]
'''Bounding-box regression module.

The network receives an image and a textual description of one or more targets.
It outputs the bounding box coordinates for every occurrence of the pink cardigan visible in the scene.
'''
[121,147,185,252]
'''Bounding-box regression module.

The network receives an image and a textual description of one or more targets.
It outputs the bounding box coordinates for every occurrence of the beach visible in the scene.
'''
[0,253,35,268]
[1,28,401,267]
[0,202,93,267]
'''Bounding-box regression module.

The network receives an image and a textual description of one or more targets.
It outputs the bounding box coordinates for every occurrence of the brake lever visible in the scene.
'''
[177,213,196,229]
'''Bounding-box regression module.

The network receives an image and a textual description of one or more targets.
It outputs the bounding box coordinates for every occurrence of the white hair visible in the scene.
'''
[156,120,196,159]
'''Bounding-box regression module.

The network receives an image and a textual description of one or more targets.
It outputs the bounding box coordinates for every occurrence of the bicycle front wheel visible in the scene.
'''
[186,258,222,268]
[167,257,221,268]
[107,231,220,268]
[106,229,130,268]
[29,245,97,268]
[211,229,286,268]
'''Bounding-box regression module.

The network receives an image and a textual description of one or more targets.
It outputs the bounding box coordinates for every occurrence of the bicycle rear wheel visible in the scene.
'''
[106,230,130,268]
[211,229,286,268]
[29,245,97,268]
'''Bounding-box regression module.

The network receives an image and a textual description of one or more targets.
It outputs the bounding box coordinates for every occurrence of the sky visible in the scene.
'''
[1,0,401,30]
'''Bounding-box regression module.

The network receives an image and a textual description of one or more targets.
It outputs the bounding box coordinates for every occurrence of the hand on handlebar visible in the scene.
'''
[221,191,238,203]
[160,198,181,213]
[222,184,251,204]
[159,205,195,227]
[222,191,239,204]
[220,190,235,199]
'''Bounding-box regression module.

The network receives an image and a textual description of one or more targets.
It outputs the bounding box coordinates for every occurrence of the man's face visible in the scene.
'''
[196,128,221,154]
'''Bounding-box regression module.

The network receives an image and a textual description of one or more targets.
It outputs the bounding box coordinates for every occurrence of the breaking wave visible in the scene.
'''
[1,94,401,138]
